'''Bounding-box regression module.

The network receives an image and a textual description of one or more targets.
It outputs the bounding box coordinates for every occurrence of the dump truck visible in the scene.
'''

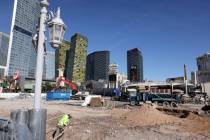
[128,89,180,107]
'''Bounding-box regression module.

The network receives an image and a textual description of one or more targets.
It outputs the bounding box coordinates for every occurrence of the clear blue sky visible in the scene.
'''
[0,0,210,80]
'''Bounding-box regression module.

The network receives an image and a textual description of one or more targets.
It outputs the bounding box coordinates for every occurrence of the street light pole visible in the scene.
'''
[34,0,49,110]
[8,1,66,139]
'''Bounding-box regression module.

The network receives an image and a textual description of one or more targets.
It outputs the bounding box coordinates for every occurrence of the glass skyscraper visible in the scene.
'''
[44,52,55,80]
[0,32,9,77]
[127,48,144,82]
[6,0,40,78]
[197,53,210,83]
[86,51,110,81]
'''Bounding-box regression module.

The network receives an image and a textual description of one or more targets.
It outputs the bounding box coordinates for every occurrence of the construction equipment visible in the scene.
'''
[55,76,77,91]
[46,76,77,101]
[128,89,180,107]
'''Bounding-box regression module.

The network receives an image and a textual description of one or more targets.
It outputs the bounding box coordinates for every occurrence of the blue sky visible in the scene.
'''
[0,0,210,80]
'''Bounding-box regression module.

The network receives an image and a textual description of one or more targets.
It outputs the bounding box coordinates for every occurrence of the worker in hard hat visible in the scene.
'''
[52,114,72,139]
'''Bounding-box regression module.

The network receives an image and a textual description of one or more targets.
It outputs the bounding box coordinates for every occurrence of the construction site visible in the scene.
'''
[0,69,210,140]
[1,0,210,139]
[0,91,209,140]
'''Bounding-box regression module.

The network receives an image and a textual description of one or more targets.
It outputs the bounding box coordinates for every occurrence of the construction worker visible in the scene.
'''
[52,114,72,139]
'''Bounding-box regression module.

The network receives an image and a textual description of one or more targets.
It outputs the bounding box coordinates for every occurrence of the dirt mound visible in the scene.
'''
[186,112,202,121]
[180,113,210,137]
[121,104,179,126]
[90,97,103,107]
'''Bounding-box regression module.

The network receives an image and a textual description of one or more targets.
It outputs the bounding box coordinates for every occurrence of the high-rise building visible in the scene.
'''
[0,32,9,77]
[86,51,110,81]
[197,53,210,83]
[55,40,71,78]
[44,52,55,80]
[6,0,40,78]
[127,48,143,82]
[65,33,88,84]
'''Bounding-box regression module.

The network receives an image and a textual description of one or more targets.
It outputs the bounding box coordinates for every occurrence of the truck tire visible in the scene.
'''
[170,102,178,108]
[163,101,170,107]
[154,101,158,105]
[130,101,136,106]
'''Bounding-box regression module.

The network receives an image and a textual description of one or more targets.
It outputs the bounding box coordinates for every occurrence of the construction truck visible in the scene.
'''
[128,89,180,107]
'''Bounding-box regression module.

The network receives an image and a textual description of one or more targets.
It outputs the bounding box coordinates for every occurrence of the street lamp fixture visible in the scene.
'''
[48,7,66,49]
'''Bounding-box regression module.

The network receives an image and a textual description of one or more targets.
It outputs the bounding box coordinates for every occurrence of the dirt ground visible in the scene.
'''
[0,99,210,140]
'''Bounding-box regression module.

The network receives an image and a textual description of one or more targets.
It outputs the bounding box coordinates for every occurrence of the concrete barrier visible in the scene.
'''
[0,93,20,99]
[0,93,46,99]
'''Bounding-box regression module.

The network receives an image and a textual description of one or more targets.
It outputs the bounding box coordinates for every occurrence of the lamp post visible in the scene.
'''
[32,0,66,139]
[35,0,66,109]
[9,1,66,140]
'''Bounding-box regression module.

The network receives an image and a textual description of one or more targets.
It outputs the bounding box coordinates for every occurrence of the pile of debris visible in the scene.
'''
[82,95,104,107]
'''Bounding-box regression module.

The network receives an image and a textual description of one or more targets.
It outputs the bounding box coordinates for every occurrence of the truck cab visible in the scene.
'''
[127,89,138,105]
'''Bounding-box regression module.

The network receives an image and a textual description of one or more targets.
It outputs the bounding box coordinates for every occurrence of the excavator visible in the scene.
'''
[54,76,77,92]
[46,76,78,101]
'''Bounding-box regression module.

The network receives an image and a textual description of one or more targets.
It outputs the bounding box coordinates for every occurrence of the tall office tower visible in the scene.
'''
[197,53,210,83]
[65,33,88,84]
[0,32,9,77]
[86,51,110,81]
[55,40,71,78]
[6,0,40,79]
[127,48,144,82]
[44,52,55,80]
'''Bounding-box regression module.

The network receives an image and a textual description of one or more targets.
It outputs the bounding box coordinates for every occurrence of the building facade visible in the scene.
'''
[191,71,197,85]
[109,63,118,74]
[55,40,71,78]
[44,52,55,80]
[0,32,9,78]
[197,53,210,83]
[6,0,40,78]
[166,77,184,84]
[65,33,88,84]
[86,51,110,81]
[127,48,144,82]
[109,73,127,89]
